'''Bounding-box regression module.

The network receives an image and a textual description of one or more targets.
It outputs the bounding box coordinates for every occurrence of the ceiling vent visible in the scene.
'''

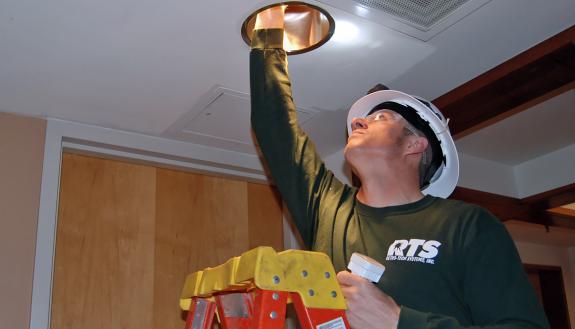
[163,86,317,155]
[318,0,492,41]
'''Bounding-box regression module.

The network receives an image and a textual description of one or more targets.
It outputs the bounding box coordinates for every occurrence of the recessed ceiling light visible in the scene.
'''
[331,20,359,43]
[241,2,336,55]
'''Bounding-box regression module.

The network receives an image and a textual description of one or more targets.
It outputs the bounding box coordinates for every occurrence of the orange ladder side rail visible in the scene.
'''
[185,298,216,329]
[290,292,350,329]
[185,289,350,329]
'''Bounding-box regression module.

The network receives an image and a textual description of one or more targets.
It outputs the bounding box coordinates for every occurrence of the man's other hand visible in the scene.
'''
[337,271,401,329]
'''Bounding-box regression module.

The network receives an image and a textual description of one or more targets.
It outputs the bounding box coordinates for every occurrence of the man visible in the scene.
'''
[249,7,549,329]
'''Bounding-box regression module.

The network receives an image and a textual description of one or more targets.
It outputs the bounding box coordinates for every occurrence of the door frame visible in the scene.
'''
[30,118,267,329]
[525,264,572,329]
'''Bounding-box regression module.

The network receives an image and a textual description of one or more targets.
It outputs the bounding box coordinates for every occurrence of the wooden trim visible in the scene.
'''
[452,81,575,139]
[433,26,574,105]
[433,26,575,138]
[549,215,575,230]
[449,187,542,224]
[435,26,575,105]
[524,264,563,272]
[450,184,575,228]
[547,207,575,218]
[450,187,523,214]
[521,182,575,209]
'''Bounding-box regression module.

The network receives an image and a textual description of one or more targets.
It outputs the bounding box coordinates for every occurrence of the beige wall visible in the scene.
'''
[515,241,575,327]
[0,112,46,329]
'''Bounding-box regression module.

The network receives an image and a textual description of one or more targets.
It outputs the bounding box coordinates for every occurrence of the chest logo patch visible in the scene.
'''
[386,239,441,264]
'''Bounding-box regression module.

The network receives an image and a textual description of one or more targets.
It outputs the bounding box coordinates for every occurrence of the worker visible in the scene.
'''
[249,6,550,329]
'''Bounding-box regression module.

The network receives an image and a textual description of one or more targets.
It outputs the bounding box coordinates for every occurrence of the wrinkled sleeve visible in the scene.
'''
[399,219,550,329]
[249,29,347,248]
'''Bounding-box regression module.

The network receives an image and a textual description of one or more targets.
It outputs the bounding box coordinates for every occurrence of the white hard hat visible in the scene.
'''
[347,90,459,198]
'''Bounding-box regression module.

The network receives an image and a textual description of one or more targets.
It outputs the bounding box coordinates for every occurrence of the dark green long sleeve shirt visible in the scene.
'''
[249,28,550,329]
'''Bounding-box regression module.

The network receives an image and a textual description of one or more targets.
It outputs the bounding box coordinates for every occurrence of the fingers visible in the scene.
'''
[336,270,353,286]
[254,6,285,30]
[337,271,401,329]
[337,270,368,287]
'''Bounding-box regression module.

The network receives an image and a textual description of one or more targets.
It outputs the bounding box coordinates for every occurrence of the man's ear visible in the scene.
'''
[405,136,428,156]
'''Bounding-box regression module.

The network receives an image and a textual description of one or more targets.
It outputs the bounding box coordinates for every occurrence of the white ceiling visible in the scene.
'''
[456,89,575,166]
[0,0,574,194]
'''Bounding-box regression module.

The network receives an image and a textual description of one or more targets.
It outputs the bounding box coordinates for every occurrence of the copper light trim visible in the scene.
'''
[241,2,336,55]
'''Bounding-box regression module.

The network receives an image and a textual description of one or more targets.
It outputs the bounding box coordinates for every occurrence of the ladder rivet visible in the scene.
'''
[273,275,280,284]
[272,292,279,300]
[308,289,315,296]
[331,290,337,298]
[270,311,278,319]
[324,272,331,278]
[301,270,308,277]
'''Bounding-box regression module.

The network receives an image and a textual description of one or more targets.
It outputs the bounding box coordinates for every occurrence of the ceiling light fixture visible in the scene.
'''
[241,2,336,55]
[331,20,359,43]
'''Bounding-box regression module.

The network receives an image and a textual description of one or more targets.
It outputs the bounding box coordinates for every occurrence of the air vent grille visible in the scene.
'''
[354,0,470,30]
[318,0,491,40]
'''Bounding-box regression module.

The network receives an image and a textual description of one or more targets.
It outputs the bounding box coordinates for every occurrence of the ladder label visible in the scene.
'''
[316,317,346,329]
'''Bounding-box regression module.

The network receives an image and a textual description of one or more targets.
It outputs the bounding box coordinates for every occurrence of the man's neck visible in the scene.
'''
[356,186,424,208]
[355,171,424,208]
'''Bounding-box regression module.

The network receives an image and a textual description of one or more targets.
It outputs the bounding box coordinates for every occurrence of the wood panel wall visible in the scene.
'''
[51,153,283,329]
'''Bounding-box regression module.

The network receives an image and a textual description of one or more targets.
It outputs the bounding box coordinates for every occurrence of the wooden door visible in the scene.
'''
[525,265,572,329]
[51,153,283,329]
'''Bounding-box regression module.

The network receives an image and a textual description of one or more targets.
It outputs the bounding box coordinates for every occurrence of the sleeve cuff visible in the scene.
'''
[251,28,284,49]
[398,306,428,329]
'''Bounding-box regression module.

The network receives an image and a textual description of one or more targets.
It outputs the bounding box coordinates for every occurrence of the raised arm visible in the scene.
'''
[249,8,350,249]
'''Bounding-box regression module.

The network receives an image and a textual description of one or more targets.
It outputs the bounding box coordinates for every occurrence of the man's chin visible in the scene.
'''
[344,144,360,161]
[345,139,363,153]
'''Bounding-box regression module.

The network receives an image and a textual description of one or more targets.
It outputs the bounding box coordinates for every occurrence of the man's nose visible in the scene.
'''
[351,117,368,130]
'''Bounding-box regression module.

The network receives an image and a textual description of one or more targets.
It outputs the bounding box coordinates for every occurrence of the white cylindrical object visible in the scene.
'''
[347,253,385,283]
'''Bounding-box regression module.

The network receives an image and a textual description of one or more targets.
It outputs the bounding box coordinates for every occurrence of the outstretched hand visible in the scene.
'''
[337,271,401,329]
[254,5,286,30]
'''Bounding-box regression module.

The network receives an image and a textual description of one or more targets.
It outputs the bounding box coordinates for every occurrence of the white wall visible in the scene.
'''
[320,142,575,201]
[324,140,575,201]
[457,152,518,197]
[515,241,575,327]
[514,143,575,198]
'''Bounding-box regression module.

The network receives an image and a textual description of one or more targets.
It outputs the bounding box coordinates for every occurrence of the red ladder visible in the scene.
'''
[185,289,349,329]
[180,247,350,329]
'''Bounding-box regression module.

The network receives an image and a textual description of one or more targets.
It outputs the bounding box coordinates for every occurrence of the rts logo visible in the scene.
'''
[386,239,441,264]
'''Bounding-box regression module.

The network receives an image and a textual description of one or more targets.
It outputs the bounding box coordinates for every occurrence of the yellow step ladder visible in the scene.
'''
[180,246,350,329]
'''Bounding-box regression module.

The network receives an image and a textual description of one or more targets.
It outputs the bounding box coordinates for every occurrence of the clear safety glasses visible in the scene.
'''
[363,109,421,136]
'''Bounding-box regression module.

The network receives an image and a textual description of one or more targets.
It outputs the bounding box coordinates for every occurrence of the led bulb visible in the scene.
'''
[347,253,385,283]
